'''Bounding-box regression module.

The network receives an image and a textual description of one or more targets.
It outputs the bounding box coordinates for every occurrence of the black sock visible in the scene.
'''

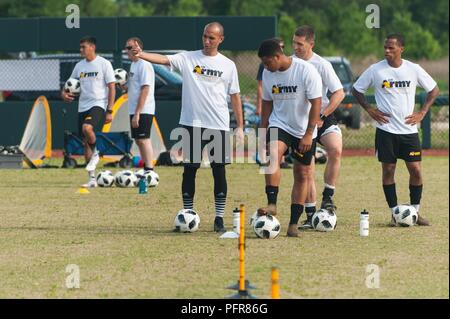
[383,183,398,208]
[212,165,227,218]
[322,186,334,200]
[265,185,279,206]
[305,205,316,220]
[182,166,198,209]
[410,184,423,205]
[144,166,153,172]
[289,204,304,225]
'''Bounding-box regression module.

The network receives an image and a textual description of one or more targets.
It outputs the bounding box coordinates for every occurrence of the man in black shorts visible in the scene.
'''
[62,36,116,187]
[257,39,322,237]
[133,22,244,233]
[353,33,439,226]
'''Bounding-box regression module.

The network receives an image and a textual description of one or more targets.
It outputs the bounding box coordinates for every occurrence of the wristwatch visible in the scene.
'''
[106,109,113,114]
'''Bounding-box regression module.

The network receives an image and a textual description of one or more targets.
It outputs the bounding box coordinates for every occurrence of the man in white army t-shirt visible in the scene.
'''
[132,22,244,233]
[352,34,439,226]
[122,37,156,174]
[257,39,322,237]
[62,36,116,188]
[292,25,346,230]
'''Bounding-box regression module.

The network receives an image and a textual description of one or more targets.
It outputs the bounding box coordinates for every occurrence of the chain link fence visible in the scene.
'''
[1,50,448,150]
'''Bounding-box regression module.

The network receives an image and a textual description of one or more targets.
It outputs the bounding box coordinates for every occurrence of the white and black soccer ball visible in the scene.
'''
[253,214,281,239]
[64,78,81,95]
[312,209,337,232]
[114,68,128,85]
[173,209,200,233]
[96,170,114,187]
[148,170,159,187]
[393,205,418,227]
[115,170,137,187]
[315,146,328,164]
[249,210,259,227]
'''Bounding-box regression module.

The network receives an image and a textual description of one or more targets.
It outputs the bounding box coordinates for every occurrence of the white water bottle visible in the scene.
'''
[360,209,369,237]
[232,208,240,234]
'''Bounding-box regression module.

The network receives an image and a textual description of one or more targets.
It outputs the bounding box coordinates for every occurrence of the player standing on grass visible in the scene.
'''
[257,39,322,237]
[292,26,345,230]
[352,34,439,226]
[132,22,244,233]
[122,37,156,174]
[62,36,116,188]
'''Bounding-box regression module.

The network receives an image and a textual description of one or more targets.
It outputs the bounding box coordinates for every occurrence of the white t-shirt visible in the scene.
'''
[294,53,343,111]
[353,59,437,134]
[128,59,155,115]
[262,58,322,139]
[167,50,240,131]
[70,55,116,113]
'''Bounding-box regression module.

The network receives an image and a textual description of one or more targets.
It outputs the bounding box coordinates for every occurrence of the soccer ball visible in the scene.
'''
[64,78,81,95]
[173,209,200,233]
[115,170,137,187]
[148,170,159,187]
[312,209,337,232]
[114,68,128,85]
[134,169,151,185]
[249,210,259,227]
[253,214,281,239]
[96,170,114,187]
[315,146,327,164]
[393,205,418,227]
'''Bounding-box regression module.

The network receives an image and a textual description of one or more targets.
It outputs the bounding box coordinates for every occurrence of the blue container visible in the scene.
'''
[138,176,148,194]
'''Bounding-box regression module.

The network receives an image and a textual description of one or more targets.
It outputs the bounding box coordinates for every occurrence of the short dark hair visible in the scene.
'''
[127,37,144,49]
[386,33,405,47]
[80,36,96,45]
[294,25,315,41]
[258,39,284,58]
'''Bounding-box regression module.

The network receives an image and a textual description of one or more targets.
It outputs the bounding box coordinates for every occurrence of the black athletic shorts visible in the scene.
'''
[375,128,422,163]
[266,126,316,166]
[180,125,231,168]
[317,113,340,143]
[130,114,154,139]
[78,106,105,137]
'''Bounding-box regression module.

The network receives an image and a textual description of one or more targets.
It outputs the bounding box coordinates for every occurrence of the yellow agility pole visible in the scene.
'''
[271,267,280,299]
[226,204,256,298]
[239,204,246,292]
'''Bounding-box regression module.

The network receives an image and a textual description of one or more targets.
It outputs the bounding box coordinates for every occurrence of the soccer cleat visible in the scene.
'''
[416,214,431,226]
[389,215,397,227]
[287,224,299,237]
[81,180,97,188]
[280,161,291,169]
[257,204,277,216]
[320,197,335,210]
[86,151,100,171]
[214,216,226,233]
[298,218,314,231]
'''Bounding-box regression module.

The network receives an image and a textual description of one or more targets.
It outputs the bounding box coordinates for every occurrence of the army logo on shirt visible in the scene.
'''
[79,71,99,78]
[193,65,223,78]
[381,79,411,89]
[271,84,299,100]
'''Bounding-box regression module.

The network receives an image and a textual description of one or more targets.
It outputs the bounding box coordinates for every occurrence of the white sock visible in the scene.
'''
[412,204,420,213]
[88,170,95,180]
[390,206,398,215]
[324,183,335,190]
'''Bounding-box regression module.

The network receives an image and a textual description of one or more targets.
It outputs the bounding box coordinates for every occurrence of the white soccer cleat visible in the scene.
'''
[86,151,100,171]
[81,180,98,188]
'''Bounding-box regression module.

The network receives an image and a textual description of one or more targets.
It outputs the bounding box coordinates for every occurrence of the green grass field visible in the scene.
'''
[0,156,448,298]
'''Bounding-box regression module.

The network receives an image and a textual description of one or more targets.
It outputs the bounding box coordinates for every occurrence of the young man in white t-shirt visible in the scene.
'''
[62,36,116,187]
[131,22,244,233]
[257,39,322,237]
[352,34,439,226]
[292,25,346,230]
[121,37,156,173]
